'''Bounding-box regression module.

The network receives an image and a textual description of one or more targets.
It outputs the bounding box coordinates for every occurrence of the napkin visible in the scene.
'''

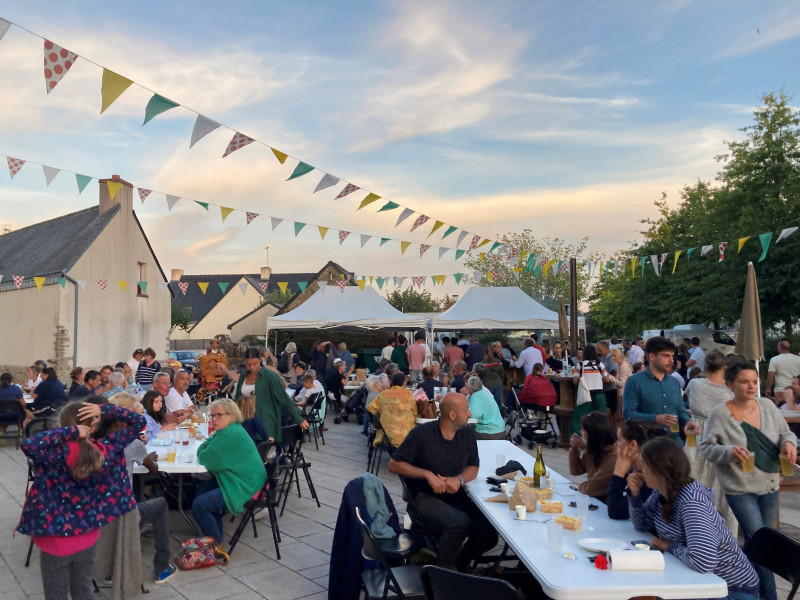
[609,550,665,571]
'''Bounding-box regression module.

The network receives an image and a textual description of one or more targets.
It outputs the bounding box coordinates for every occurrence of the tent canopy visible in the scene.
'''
[267,283,427,332]
[432,286,586,331]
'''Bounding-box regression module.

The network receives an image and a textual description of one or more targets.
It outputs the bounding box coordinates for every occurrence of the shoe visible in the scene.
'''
[278,454,292,467]
[214,543,230,566]
[253,507,270,521]
[154,564,177,584]
[321,427,329,432]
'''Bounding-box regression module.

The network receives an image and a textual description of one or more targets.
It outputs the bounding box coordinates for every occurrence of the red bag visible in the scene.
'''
[176,536,229,569]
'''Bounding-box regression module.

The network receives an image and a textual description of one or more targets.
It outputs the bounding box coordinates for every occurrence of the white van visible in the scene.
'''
[643,324,737,354]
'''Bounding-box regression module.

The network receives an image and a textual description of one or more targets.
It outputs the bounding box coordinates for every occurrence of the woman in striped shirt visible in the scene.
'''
[135,348,161,391]
[629,437,759,600]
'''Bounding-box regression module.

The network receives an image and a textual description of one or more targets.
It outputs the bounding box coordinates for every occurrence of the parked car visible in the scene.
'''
[168,350,200,373]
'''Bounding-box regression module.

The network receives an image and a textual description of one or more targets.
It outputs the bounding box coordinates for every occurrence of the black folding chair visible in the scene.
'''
[744,527,800,600]
[277,425,320,516]
[0,398,24,448]
[368,414,395,476]
[398,476,438,555]
[23,418,53,568]
[421,564,524,600]
[302,392,325,450]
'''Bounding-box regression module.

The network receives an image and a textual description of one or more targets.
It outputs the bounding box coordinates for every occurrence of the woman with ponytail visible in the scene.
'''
[16,401,145,600]
[629,437,759,600]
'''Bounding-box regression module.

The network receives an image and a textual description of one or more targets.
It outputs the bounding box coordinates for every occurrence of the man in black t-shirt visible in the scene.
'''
[389,393,498,570]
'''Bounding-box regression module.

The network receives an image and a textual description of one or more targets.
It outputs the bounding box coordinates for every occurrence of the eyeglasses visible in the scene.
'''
[209,412,228,420]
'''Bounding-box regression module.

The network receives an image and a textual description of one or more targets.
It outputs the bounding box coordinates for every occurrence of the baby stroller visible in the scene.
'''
[507,378,559,449]
[340,382,368,425]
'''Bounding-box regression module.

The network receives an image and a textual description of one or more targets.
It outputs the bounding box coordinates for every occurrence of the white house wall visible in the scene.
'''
[183,278,263,340]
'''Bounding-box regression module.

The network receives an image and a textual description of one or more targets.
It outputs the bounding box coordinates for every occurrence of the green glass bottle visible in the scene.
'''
[533,444,546,488]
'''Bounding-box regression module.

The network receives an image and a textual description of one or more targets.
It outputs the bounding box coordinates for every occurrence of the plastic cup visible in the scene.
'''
[515,505,526,520]
[741,451,755,473]
[499,483,510,496]
[495,454,506,469]
[686,431,696,447]
[167,446,177,463]
[669,422,680,433]
[547,521,562,552]
[780,456,795,477]
[575,494,589,516]
[548,477,555,490]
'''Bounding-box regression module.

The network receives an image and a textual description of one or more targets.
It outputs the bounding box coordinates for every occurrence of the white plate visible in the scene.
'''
[577,538,628,553]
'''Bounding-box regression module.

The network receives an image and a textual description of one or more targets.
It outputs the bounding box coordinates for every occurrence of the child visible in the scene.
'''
[236,394,272,445]
[141,390,176,440]
[16,401,145,600]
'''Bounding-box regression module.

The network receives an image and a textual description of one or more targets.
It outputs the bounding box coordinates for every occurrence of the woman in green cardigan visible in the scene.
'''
[193,398,267,551]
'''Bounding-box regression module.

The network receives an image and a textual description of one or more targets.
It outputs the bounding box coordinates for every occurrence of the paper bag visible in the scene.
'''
[508,481,537,512]
[484,493,509,503]
[355,368,367,382]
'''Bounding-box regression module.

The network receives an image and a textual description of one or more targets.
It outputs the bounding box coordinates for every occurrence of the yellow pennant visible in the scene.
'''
[369,276,374,285]
[117,280,128,292]
[357,193,381,210]
[476,238,491,249]
[34,276,46,290]
[543,258,558,276]
[400,241,412,255]
[738,236,751,253]
[479,252,486,261]
[428,221,444,237]
[672,250,682,274]
[107,180,123,201]
[630,257,637,277]
[356,279,366,291]
[277,281,289,294]
[198,282,209,294]
[318,226,329,240]
[512,267,523,273]
[220,207,234,222]
[100,69,134,113]
[271,148,288,164]
[487,271,494,283]
[436,275,447,285]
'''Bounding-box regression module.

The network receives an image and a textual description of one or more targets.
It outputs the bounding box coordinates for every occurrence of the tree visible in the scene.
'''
[171,300,192,334]
[257,288,295,308]
[437,294,458,312]
[385,287,439,313]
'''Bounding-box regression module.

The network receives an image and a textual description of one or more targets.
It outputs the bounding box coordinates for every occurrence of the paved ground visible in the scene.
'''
[0,418,798,600]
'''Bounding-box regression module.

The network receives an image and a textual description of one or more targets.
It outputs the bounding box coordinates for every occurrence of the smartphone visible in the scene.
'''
[489,486,503,493]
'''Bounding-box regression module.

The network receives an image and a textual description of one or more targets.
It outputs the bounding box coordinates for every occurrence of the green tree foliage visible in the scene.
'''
[385,287,439,312]
[589,91,800,338]
[463,231,600,310]
[257,288,295,308]
[170,300,192,333]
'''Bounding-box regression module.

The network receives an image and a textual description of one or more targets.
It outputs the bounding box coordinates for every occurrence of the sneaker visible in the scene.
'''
[154,564,177,584]
[253,507,270,521]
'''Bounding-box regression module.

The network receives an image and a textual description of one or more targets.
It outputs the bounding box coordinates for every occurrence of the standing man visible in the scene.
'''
[381,337,396,362]
[391,335,410,374]
[406,332,427,383]
[627,338,645,365]
[389,393,498,571]
[684,337,705,370]
[766,339,800,404]
[623,336,698,444]
[128,349,143,381]
[464,337,485,371]
[514,338,544,377]
[456,333,469,353]
[597,341,619,418]
[443,337,464,373]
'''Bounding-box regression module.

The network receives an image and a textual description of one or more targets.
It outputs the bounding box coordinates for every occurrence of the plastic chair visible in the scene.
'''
[355,506,425,600]
[744,527,800,600]
[303,392,326,450]
[276,424,320,516]
[421,564,524,600]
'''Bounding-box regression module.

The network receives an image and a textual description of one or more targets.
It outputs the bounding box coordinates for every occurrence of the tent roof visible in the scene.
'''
[267,283,427,331]
[432,286,585,330]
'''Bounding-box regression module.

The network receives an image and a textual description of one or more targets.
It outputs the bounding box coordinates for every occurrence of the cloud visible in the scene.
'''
[494,90,640,108]
[711,7,800,60]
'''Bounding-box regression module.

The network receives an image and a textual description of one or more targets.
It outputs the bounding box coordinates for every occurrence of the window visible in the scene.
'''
[137,262,147,296]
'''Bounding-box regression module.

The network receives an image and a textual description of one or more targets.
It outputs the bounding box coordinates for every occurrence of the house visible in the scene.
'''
[0,176,171,380]
[169,261,352,344]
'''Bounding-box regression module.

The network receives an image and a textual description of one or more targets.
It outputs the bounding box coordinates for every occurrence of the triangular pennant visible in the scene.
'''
[43,40,78,94]
[480,253,487,262]
[473,271,483,281]
[419,244,431,257]
[613,260,619,277]
[360,234,372,248]
[737,237,751,253]
[468,235,481,251]
[356,279,366,292]
[278,282,289,294]
[313,173,340,193]
[223,132,256,157]
[294,222,306,236]
[442,225,458,240]
[378,201,399,212]
[138,281,148,293]
[56,277,66,288]
[197,282,209,294]
[412,276,425,287]
[107,181,123,201]
[259,281,269,293]
[376,278,386,290]
[12,276,24,289]
[650,255,659,276]
[238,282,249,294]
[33,276,46,290]
[455,249,465,260]
[338,230,351,245]
[395,208,415,227]
[220,207,234,222]
[42,165,60,186]
[453,273,464,284]
[659,253,668,270]
[117,280,128,292]
[166,195,180,211]
[672,250,682,274]
[641,257,646,278]
[270,148,288,164]
[245,211,259,225]
[143,93,179,125]
[100,69,134,113]
[76,174,92,194]
[178,282,189,295]
[315,226,328,240]
[7,157,25,179]
[700,245,713,256]
[543,259,557,277]
[287,161,314,180]
[556,260,563,275]
[271,217,283,230]
[776,226,798,243]
[477,238,491,249]
[157,281,168,292]
[486,271,494,283]
[335,183,360,199]
[400,241,412,255]
[718,242,728,262]
[358,193,381,210]
[137,187,151,203]
[456,231,469,246]
[489,242,501,253]
[428,221,445,237]
[190,115,221,148]
[758,232,773,262]
[96,280,108,291]
[630,257,637,277]
[218,282,229,294]
[0,18,11,42]
[337,280,346,293]
[76,279,87,290]
[297,281,308,294]
[511,270,520,281]
[395,277,406,287]
[438,247,450,259]
[410,215,430,233]
[686,247,696,260]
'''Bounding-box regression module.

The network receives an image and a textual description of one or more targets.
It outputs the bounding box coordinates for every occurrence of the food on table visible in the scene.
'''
[535,488,554,501]
[540,499,563,513]
[555,514,583,531]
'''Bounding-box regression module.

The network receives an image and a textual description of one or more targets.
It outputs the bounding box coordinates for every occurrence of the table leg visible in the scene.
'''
[176,474,200,535]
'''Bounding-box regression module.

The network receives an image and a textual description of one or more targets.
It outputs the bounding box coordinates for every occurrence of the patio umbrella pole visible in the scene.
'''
[569,258,578,353]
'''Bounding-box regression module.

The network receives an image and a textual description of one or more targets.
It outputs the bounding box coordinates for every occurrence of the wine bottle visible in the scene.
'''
[533,444,546,488]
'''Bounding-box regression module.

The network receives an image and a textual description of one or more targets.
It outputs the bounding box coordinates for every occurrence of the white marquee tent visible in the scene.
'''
[432,286,586,331]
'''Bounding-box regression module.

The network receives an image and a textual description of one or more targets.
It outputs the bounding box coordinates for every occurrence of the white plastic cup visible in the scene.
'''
[499,482,510,496]
[515,505,526,520]
[495,454,506,469]
[548,476,556,490]
[576,494,589,516]
[547,521,562,552]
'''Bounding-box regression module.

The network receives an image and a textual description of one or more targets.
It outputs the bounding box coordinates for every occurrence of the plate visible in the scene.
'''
[150,438,174,446]
[577,538,628,553]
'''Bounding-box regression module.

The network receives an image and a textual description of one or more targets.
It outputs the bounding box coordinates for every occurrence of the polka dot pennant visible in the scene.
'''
[222,132,255,158]
[410,214,430,233]
[338,230,351,245]
[259,281,269,293]
[245,211,259,225]
[335,184,359,200]
[412,276,425,287]
[337,280,346,293]
[138,188,152,203]
[178,282,189,295]
[96,280,108,291]
[7,157,25,179]
[13,276,24,289]
[43,40,78,94]
[419,244,431,258]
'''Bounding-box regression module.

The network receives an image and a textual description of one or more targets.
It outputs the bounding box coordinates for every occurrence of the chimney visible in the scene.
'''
[260,267,272,279]
[98,174,133,216]
[171,269,184,281]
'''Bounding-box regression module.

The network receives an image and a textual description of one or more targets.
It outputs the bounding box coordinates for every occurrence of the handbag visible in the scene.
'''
[576,372,592,406]
[414,388,439,419]
[176,536,229,569]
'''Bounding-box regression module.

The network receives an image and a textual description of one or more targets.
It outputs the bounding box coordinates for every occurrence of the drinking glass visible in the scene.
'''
[740,451,755,473]
[515,505,526,520]
[167,446,177,463]
[547,521,562,552]
[780,456,795,477]
[686,431,696,447]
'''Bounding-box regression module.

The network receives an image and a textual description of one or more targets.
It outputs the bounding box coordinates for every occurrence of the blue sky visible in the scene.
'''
[0,1,798,288]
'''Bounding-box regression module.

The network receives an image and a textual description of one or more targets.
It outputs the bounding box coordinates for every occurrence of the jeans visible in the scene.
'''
[725,491,779,600]
[192,479,227,544]
[488,385,503,410]
[137,496,171,573]
[40,543,97,600]
[414,491,498,570]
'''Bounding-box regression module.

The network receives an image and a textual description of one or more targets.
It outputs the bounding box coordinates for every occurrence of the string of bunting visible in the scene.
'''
[0,16,503,252]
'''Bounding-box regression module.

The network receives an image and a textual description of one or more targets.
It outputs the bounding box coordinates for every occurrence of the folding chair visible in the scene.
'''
[302,392,325,450]
[23,417,53,568]
[421,564,524,600]
[744,527,800,600]
[398,476,438,555]
[368,414,395,476]
[277,425,320,516]
[0,398,24,448]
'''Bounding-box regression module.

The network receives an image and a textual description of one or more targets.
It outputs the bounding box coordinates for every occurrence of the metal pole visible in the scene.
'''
[63,271,80,369]
[569,258,578,352]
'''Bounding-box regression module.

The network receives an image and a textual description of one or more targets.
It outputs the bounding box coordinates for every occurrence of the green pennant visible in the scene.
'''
[687,247,696,260]
[534,266,542,278]
[556,260,563,275]
[287,162,314,180]
[442,225,458,239]
[490,242,501,253]
[455,249,465,260]
[453,273,463,284]
[143,93,180,125]
[376,278,385,290]
[378,201,399,212]
[75,174,92,194]
[641,256,646,277]
[137,281,148,293]
[527,254,537,270]
[297,281,308,293]
[218,282,229,294]
[195,201,209,211]
[56,277,67,288]
[380,238,390,246]
[758,232,773,262]
[294,222,307,236]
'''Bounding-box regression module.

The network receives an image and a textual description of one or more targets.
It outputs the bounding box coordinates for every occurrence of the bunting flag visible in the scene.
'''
[76,279,87,290]
[396,208,414,227]
[13,276,24,289]
[76,174,92,194]
[438,247,449,259]
[468,235,481,251]
[166,195,180,211]
[270,148,288,164]
[455,249,465,260]
[687,247,696,260]
[360,234,372,248]
[486,271,494,283]
[43,40,78,94]
[672,250,682,274]
[442,225,458,240]
[700,245,713,256]
[137,187,151,203]
[7,157,24,179]
[0,18,10,42]
[658,253,667,271]
[259,281,269,293]
[453,273,463,284]
[380,237,390,246]
[650,254,659,276]
[96,280,108,291]
[137,281,147,293]
[223,132,256,158]
[245,211,259,225]
[100,69,133,113]
[473,271,483,281]
[238,282,249,294]
[287,161,314,180]
[34,276,46,290]
[338,230,350,245]
[337,279,346,293]
[410,215,430,233]
[630,257,636,277]
[477,239,491,249]
[429,221,444,237]
[220,207,234,222]
[358,193,381,210]
[368,276,374,285]
[400,241,412,255]
[178,282,189,295]
[378,201,399,212]
[42,165,59,186]
[376,278,385,290]
[57,277,67,288]
[412,276,425,287]
[394,277,404,287]
[776,226,798,243]
[419,244,431,258]
[718,242,728,262]
[294,222,306,236]
[314,173,339,193]
[356,279,366,292]
[143,93,179,125]
[117,281,127,292]
[317,226,329,240]
[197,282,209,294]
[737,237,750,253]
[758,232,772,262]
[271,217,283,230]
[456,231,469,246]
[195,201,209,211]
[641,256,646,278]
[218,282,228,294]
[190,115,221,148]
[542,258,558,276]
[297,281,307,294]
[107,180,123,201]
[335,183,359,199]
[277,282,289,294]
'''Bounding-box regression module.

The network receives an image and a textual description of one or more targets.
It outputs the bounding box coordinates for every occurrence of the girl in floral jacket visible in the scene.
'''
[16,401,145,600]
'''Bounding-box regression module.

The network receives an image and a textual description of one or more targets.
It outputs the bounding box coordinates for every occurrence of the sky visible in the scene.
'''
[0,1,798,294]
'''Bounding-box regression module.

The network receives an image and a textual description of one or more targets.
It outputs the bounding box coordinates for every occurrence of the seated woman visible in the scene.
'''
[607,418,667,519]
[465,376,505,440]
[568,411,617,502]
[236,394,272,445]
[193,398,267,555]
[0,372,27,442]
[27,367,67,427]
[518,363,557,408]
[141,391,176,441]
[629,437,760,600]
[367,371,417,448]
[361,374,389,436]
